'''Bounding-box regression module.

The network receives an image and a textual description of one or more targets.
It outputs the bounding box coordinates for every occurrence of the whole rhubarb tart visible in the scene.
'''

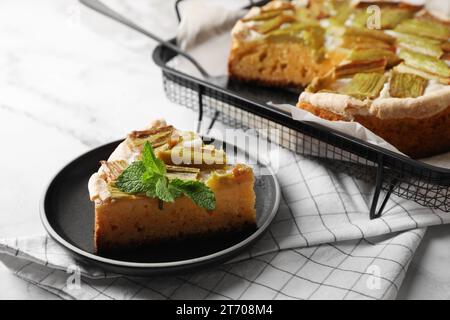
[88,120,256,253]
[229,0,450,158]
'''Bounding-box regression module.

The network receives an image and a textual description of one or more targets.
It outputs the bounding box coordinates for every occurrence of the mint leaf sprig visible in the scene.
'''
[115,141,216,210]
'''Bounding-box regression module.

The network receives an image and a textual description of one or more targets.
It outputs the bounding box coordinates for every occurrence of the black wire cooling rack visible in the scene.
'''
[152,0,450,219]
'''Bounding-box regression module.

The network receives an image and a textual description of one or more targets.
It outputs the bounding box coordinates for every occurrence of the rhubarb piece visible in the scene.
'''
[266,29,306,43]
[399,49,450,78]
[165,165,200,181]
[302,27,326,62]
[328,1,352,26]
[335,58,387,78]
[127,125,175,150]
[242,11,281,22]
[295,7,321,23]
[266,23,323,43]
[349,10,369,28]
[107,183,134,200]
[394,63,450,85]
[389,71,428,98]
[339,35,395,52]
[252,14,297,34]
[349,48,401,67]
[379,8,415,28]
[306,70,336,93]
[343,72,386,100]
[331,26,396,45]
[396,33,444,58]
[265,23,325,61]
[395,19,450,41]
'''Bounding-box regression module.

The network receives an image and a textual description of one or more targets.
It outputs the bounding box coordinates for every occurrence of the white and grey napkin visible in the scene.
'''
[0,149,448,300]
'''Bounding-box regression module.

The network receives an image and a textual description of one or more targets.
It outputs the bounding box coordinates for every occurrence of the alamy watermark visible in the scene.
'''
[66,264,82,291]
[365,264,381,290]
[168,128,283,176]
[366,5,382,30]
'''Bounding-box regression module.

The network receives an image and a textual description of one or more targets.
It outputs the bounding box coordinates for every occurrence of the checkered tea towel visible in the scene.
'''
[0,148,448,300]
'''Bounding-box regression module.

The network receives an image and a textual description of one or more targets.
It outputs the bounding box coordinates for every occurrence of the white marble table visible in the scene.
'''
[0,0,449,299]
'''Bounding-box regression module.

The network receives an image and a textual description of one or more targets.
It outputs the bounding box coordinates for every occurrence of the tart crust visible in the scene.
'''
[298,87,450,120]
[298,101,450,158]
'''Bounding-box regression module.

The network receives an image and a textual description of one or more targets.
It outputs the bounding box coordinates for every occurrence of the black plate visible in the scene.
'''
[40,140,280,276]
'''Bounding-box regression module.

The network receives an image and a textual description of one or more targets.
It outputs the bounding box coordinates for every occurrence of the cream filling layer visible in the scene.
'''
[88,140,135,203]
[88,120,168,203]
